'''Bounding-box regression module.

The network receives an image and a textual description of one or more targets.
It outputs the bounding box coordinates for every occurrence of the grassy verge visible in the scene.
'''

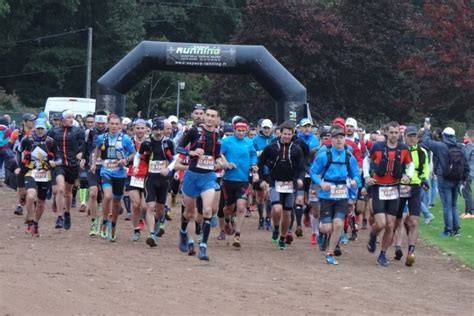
[418,185,474,268]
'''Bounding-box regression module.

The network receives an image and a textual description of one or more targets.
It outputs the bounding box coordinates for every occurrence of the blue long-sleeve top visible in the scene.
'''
[310,146,361,200]
[221,135,257,182]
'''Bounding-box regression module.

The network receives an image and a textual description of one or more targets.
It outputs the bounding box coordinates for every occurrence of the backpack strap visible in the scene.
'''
[321,145,352,179]
[415,146,426,178]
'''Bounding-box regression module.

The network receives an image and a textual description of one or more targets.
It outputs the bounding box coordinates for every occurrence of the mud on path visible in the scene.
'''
[0,187,472,315]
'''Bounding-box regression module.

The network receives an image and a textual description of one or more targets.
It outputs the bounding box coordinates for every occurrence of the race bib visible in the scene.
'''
[197,155,215,171]
[149,160,167,174]
[379,186,399,200]
[103,159,119,171]
[31,169,51,182]
[309,189,318,202]
[130,176,145,189]
[330,184,348,199]
[275,181,294,193]
[400,185,411,198]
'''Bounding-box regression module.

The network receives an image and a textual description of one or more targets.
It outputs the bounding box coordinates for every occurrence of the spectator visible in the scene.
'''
[461,130,474,218]
[0,116,13,181]
[422,123,469,237]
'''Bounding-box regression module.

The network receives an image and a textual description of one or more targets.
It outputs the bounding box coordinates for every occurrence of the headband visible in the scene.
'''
[95,115,108,123]
[233,122,248,129]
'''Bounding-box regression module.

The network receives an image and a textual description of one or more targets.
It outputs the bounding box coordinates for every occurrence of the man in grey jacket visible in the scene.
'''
[461,130,474,218]
[422,122,469,236]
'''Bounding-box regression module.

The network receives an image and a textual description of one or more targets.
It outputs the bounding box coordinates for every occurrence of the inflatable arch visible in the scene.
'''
[96,41,307,123]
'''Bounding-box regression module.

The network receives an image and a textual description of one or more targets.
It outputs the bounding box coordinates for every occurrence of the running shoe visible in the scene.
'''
[405,253,416,267]
[340,233,349,245]
[179,230,189,253]
[217,230,226,240]
[453,229,461,237]
[326,254,338,265]
[109,226,117,242]
[89,220,99,237]
[156,223,165,237]
[394,248,403,261]
[131,230,140,242]
[63,212,71,230]
[278,239,288,250]
[14,205,23,216]
[424,214,435,224]
[165,209,172,221]
[198,244,209,261]
[79,204,86,213]
[188,240,196,256]
[310,233,317,245]
[258,218,264,230]
[55,216,64,229]
[210,215,218,228]
[271,230,279,244]
[32,225,40,237]
[138,219,145,231]
[232,235,241,248]
[318,234,327,251]
[439,231,452,237]
[349,231,358,241]
[146,235,158,247]
[303,213,310,228]
[100,223,108,239]
[264,217,272,231]
[25,222,33,234]
[334,245,342,257]
[295,226,303,238]
[367,232,377,253]
[285,232,293,245]
[377,253,389,267]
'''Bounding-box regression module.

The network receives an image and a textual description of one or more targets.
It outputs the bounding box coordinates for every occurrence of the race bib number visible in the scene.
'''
[330,184,348,199]
[400,185,411,198]
[103,159,119,171]
[31,169,51,182]
[309,189,318,202]
[275,181,294,193]
[149,160,167,174]
[197,155,215,171]
[379,186,399,200]
[130,176,145,189]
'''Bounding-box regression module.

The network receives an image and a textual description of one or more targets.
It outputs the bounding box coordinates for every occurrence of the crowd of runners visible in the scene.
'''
[0,104,472,267]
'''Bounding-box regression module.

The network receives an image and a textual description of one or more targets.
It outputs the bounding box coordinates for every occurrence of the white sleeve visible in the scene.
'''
[133,153,141,169]
[363,156,371,178]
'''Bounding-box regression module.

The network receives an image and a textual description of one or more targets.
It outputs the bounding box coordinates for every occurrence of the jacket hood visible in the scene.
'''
[442,134,457,146]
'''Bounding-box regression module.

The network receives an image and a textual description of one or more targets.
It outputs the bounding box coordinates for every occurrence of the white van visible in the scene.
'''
[44,97,96,118]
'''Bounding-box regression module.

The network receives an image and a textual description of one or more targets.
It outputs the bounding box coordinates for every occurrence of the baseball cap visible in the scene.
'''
[331,127,345,138]
[405,126,418,136]
[122,117,132,125]
[152,118,164,130]
[223,124,234,134]
[299,118,313,127]
[168,115,178,124]
[345,117,358,129]
[442,127,455,136]
[35,118,47,129]
[51,113,62,120]
[261,119,273,129]
[332,117,345,128]
[133,119,147,126]
[22,113,35,121]
[193,103,206,111]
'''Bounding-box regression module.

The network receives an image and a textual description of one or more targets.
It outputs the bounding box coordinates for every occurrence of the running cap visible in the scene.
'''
[261,119,273,129]
[34,118,47,129]
[442,127,455,136]
[168,115,178,123]
[345,117,358,129]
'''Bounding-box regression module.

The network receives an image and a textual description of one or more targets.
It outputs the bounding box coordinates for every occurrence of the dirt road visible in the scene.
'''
[0,187,472,315]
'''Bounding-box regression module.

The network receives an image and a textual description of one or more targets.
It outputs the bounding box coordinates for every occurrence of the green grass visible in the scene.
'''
[418,185,474,268]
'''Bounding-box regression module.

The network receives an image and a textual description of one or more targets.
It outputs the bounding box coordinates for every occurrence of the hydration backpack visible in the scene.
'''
[321,145,351,179]
[374,142,403,179]
[443,145,465,181]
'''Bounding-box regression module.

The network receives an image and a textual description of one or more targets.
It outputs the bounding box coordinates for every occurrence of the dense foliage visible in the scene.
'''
[0,0,471,127]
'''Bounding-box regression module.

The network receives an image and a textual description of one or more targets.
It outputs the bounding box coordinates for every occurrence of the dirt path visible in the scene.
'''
[0,187,472,315]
